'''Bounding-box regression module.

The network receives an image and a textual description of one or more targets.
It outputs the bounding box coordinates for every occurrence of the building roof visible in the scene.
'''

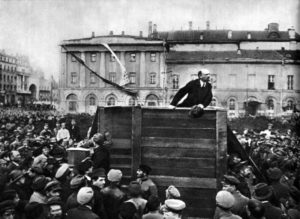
[156,30,300,42]
[62,35,163,46]
[166,50,297,63]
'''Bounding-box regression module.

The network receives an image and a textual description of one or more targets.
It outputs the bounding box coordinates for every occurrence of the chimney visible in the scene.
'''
[288,26,295,39]
[200,32,204,40]
[139,31,143,37]
[121,31,125,35]
[91,32,95,38]
[189,21,193,30]
[206,21,210,30]
[153,24,158,38]
[109,31,113,35]
[227,30,232,39]
[148,21,153,37]
[268,23,279,32]
[247,32,251,39]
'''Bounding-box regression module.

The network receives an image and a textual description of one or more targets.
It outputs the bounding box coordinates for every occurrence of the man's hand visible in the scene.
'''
[168,105,176,109]
[197,104,204,109]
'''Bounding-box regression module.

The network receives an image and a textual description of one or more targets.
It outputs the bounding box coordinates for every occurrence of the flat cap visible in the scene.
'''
[165,199,186,211]
[223,175,240,186]
[55,163,70,179]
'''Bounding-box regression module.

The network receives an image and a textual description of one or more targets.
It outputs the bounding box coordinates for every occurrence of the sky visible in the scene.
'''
[0,0,299,79]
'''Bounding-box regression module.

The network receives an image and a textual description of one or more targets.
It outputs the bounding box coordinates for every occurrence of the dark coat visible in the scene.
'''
[262,201,283,219]
[92,146,110,174]
[69,125,81,142]
[101,185,126,219]
[170,79,213,107]
[66,205,99,219]
[92,185,108,219]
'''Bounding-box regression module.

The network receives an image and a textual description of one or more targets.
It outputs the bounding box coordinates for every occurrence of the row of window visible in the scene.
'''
[0,84,17,91]
[0,74,17,83]
[66,93,160,111]
[171,74,294,90]
[211,97,295,111]
[0,64,17,73]
[70,72,158,85]
[0,56,17,64]
[71,52,157,63]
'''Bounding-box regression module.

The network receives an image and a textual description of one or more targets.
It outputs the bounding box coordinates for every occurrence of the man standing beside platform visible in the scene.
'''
[169,69,213,109]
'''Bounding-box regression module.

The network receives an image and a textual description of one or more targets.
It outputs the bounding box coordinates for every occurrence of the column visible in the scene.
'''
[120,51,125,84]
[79,52,86,88]
[99,52,105,87]
[140,52,146,87]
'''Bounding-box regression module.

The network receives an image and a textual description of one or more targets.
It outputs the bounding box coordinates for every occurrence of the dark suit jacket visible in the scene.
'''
[262,201,283,219]
[170,79,213,107]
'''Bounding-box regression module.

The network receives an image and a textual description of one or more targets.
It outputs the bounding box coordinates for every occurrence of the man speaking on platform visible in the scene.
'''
[169,69,213,109]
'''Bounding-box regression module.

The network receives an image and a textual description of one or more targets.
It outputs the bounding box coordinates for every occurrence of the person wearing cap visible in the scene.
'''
[66,175,86,211]
[163,199,186,219]
[55,163,73,202]
[143,195,163,219]
[221,175,249,217]
[1,189,27,219]
[125,181,148,218]
[214,190,241,219]
[0,200,16,219]
[47,197,63,219]
[169,69,212,109]
[245,199,266,219]
[252,183,283,219]
[29,176,50,204]
[136,164,158,200]
[32,144,51,169]
[91,168,107,219]
[56,122,70,147]
[267,167,290,206]
[66,187,99,219]
[68,119,81,142]
[40,123,54,139]
[160,185,181,214]
[102,169,126,219]
[45,181,62,199]
[7,150,21,172]
[91,133,110,174]
[5,169,29,201]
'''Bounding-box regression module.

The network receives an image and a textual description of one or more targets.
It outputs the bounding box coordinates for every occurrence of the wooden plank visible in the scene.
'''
[142,157,215,169]
[131,106,142,179]
[216,111,227,190]
[142,117,216,129]
[142,137,216,149]
[142,127,216,139]
[111,125,132,138]
[111,139,131,148]
[150,167,215,178]
[151,176,216,189]
[99,107,105,133]
[110,157,131,165]
[142,109,217,120]
[184,207,215,218]
[142,147,215,158]
[110,148,132,156]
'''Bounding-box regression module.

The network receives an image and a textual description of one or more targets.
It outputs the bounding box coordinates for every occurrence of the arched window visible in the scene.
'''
[106,96,116,106]
[229,98,236,110]
[146,94,159,106]
[128,97,136,106]
[267,99,274,110]
[287,100,293,111]
[66,94,78,112]
[89,96,96,106]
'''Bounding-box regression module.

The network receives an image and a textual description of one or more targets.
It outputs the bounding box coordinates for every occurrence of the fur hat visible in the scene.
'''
[77,187,94,205]
[107,169,122,182]
[222,175,240,186]
[267,167,283,181]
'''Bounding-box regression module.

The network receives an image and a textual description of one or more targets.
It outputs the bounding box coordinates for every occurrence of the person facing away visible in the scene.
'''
[170,69,213,109]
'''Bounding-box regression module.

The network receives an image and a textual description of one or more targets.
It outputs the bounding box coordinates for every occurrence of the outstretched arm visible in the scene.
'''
[170,81,192,106]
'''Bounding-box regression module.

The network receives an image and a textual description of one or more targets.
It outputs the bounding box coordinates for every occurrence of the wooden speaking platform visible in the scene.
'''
[94,106,227,218]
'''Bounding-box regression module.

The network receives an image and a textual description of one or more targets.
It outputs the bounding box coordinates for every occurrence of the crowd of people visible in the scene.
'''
[0,106,299,219]
[215,122,300,219]
[0,107,186,219]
